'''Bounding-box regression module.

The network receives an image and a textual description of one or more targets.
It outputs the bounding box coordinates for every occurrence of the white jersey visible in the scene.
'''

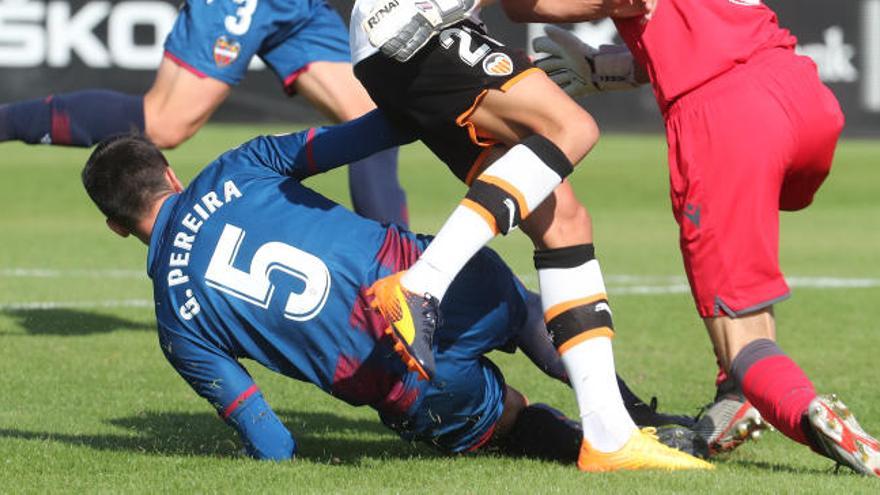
[349,0,483,65]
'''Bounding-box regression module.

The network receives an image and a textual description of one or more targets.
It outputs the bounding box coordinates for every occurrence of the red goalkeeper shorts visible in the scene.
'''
[665,47,844,318]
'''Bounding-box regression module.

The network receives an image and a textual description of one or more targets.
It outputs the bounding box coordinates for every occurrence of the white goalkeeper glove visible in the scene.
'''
[363,0,477,62]
[532,25,641,98]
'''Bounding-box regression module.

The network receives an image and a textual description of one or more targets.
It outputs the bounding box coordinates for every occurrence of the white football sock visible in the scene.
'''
[402,138,570,301]
[537,252,637,453]
[401,203,494,300]
[562,337,637,452]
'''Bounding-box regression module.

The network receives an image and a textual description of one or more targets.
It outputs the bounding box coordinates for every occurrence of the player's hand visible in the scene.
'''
[532,25,640,98]
[605,0,657,19]
[363,0,478,62]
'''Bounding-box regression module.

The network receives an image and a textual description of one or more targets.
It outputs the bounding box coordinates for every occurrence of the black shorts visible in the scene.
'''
[354,21,539,184]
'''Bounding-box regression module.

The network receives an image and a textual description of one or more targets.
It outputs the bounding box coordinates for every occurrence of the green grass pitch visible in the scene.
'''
[1,126,878,493]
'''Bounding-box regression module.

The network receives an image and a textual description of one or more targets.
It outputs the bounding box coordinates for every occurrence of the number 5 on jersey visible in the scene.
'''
[205,224,331,321]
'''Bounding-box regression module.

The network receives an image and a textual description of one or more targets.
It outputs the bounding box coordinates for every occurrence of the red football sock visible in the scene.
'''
[715,366,728,388]
[731,339,817,446]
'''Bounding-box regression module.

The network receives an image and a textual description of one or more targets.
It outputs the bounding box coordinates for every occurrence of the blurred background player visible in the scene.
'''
[80,111,705,462]
[0,0,407,227]
[526,0,880,475]
[349,0,710,472]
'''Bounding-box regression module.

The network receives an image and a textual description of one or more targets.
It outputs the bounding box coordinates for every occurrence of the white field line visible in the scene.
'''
[514,274,880,294]
[0,299,153,311]
[1,269,878,311]
[0,268,143,278]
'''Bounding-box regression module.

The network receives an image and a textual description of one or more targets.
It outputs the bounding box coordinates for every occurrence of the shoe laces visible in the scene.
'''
[418,293,441,327]
[694,391,747,421]
[641,427,659,441]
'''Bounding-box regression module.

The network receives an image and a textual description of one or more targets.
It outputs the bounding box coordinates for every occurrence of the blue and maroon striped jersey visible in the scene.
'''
[147,111,429,459]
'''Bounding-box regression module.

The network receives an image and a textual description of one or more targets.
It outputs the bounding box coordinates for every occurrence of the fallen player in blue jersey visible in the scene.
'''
[80,110,702,462]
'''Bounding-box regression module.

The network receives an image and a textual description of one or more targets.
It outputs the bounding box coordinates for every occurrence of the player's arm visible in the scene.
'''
[158,324,296,460]
[249,109,416,179]
[365,0,651,62]
[500,0,653,23]
[514,290,569,383]
[532,25,646,98]
[363,0,484,62]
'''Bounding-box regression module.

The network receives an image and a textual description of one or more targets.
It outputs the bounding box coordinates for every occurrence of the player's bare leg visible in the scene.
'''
[369,69,710,469]
[0,56,220,148]
[705,308,777,372]
[368,71,595,379]
[691,311,772,455]
[143,58,232,149]
[294,62,408,227]
[292,61,376,121]
[707,309,880,475]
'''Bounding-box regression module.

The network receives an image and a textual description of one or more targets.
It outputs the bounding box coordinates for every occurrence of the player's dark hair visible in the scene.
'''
[81,134,174,231]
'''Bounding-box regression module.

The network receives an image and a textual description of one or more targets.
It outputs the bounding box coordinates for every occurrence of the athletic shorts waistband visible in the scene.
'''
[666,47,801,119]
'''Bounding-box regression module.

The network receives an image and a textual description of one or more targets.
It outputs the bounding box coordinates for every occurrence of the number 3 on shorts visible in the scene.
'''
[225,0,258,36]
[205,223,331,321]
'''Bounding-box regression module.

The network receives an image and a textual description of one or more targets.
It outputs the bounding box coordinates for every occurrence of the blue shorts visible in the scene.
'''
[163,0,351,91]
[379,244,529,453]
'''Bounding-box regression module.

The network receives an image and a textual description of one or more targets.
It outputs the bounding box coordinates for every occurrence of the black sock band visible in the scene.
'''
[547,300,614,349]
[464,179,522,235]
[533,244,595,269]
[521,134,573,180]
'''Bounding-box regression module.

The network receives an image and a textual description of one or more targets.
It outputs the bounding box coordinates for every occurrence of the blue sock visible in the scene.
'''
[348,147,408,227]
[0,98,51,144]
[0,90,143,146]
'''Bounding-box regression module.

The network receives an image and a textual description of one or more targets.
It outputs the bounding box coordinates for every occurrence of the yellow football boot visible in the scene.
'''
[367,271,439,381]
[578,428,715,472]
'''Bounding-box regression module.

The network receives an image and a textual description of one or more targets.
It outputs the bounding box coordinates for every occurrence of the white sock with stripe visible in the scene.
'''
[402,204,495,300]
[536,246,637,453]
[402,135,573,301]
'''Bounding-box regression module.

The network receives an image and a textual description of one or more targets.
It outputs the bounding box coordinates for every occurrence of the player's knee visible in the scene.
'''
[540,105,599,166]
[146,118,193,149]
[495,386,529,438]
[563,110,600,165]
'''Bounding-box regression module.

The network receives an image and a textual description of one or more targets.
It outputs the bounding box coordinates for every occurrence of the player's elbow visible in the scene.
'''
[223,390,298,461]
[500,0,531,22]
[246,431,297,461]
[501,0,549,22]
[501,0,606,23]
